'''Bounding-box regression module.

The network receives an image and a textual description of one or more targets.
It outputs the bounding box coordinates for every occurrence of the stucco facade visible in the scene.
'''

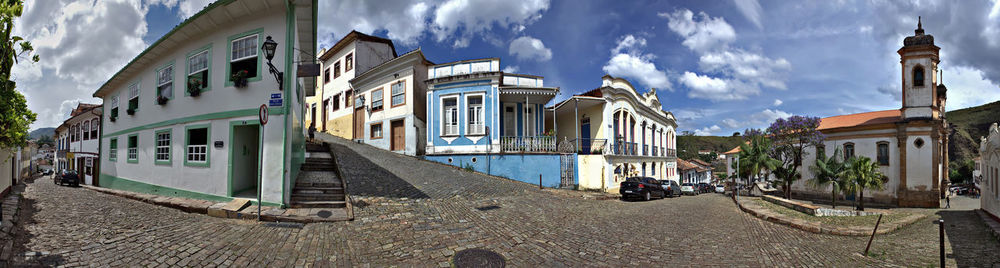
[981,123,1000,219]
[55,103,102,185]
[349,49,432,156]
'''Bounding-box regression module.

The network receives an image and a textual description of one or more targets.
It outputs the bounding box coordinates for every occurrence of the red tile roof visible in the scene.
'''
[817,109,902,131]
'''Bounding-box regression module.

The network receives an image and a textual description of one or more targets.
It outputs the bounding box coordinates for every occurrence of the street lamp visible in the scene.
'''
[261,36,283,90]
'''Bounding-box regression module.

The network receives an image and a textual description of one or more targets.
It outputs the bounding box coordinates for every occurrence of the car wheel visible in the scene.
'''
[645,192,651,201]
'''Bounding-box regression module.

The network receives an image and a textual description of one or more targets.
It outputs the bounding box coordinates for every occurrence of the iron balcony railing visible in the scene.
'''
[612,138,637,156]
[665,148,677,158]
[572,138,607,154]
[652,146,657,156]
[500,136,556,152]
[643,145,649,156]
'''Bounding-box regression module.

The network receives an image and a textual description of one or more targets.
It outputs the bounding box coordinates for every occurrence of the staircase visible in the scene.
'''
[290,142,347,208]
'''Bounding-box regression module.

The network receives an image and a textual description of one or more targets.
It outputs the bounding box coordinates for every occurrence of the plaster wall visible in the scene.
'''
[423,153,563,187]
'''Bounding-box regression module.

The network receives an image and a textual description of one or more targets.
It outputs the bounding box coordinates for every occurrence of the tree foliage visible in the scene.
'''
[766,115,825,198]
[733,129,780,186]
[0,0,38,148]
[843,156,887,211]
[809,147,847,208]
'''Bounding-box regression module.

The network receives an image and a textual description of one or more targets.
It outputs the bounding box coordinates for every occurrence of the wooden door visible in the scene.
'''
[321,100,329,131]
[391,120,405,151]
[353,107,364,139]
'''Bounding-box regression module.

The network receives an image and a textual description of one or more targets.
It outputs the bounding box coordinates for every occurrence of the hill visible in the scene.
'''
[947,100,1000,165]
[29,127,55,140]
[676,135,745,161]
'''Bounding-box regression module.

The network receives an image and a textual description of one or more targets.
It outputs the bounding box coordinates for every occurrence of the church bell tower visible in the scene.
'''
[898,16,942,120]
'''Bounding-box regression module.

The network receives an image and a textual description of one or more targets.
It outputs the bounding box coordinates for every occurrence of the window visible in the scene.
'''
[323,68,330,84]
[354,93,364,109]
[914,138,925,148]
[157,63,174,99]
[913,66,925,87]
[90,119,98,138]
[843,143,855,159]
[70,125,77,142]
[345,90,353,107]
[229,32,259,84]
[877,142,889,165]
[110,95,119,119]
[155,130,171,164]
[371,88,384,111]
[345,53,353,72]
[83,121,90,140]
[467,95,484,135]
[127,135,138,163]
[332,94,341,111]
[333,61,341,78]
[391,80,405,107]
[187,48,210,94]
[370,123,383,139]
[109,138,118,161]
[185,126,209,167]
[128,82,139,112]
[443,97,458,136]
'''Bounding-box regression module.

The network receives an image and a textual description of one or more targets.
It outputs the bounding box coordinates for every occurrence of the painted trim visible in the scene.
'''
[99,173,283,207]
[224,27,265,87]
[371,87,385,112]
[183,123,211,167]
[126,134,138,164]
[127,81,140,113]
[154,128,172,166]
[390,79,406,108]
[227,119,261,197]
[154,61,176,100]
[102,107,284,138]
[109,137,118,162]
[185,43,213,96]
[370,122,384,139]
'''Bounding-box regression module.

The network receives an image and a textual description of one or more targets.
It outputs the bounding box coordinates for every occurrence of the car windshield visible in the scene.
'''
[682,183,693,186]
[624,177,641,182]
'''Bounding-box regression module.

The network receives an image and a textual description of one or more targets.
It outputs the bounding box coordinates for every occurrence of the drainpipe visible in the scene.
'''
[574,99,579,152]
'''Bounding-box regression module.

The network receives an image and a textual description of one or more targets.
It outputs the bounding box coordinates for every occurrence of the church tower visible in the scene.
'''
[898,16,942,120]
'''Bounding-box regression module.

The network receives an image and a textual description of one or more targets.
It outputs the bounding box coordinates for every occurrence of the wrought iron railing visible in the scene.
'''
[643,145,649,156]
[500,136,556,152]
[612,138,637,155]
[652,146,657,156]
[665,148,677,158]
[572,138,607,154]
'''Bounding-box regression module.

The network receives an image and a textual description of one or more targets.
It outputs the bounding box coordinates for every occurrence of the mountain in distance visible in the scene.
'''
[29,127,55,140]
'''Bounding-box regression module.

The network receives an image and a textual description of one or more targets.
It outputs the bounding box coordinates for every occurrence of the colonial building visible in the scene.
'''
[980,123,1000,219]
[791,19,949,208]
[423,58,571,186]
[54,103,102,185]
[349,49,432,156]
[307,31,396,139]
[93,0,316,207]
[550,75,678,192]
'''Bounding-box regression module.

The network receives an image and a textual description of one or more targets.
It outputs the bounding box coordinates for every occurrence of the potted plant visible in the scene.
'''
[157,95,169,105]
[127,108,135,115]
[231,70,249,88]
[187,77,202,97]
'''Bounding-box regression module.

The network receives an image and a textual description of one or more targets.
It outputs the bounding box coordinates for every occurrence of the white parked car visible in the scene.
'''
[715,184,725,193]
[681,183,697,195]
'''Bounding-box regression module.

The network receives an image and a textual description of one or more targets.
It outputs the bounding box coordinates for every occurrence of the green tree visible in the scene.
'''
[843,156,886,211]
[736,130,780,186]
[766,115,825,199]
[809,147,847,208]
[0,0,38,149]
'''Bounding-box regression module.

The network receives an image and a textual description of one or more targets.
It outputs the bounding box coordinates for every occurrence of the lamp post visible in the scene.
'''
[261,36,283,90]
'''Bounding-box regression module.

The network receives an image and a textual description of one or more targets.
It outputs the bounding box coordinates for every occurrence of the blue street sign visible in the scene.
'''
[269,99,283,107]
[270,93,282,99]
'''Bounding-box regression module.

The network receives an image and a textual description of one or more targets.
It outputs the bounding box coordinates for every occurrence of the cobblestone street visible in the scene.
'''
[7,136,1000,267]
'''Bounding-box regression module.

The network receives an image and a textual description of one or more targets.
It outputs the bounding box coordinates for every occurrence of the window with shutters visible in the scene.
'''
[371,88,384,111]
[187,47,210,94]
[185,126,210,167]
[370,123,383,139]
[466,95,484,135]
[155,130,171,164]
[127,135,138,163]
[391,80,405,107]
[157,63,174,99]
[442,97,458,136]
[128,83,139,111]
[228,32,260,85]
[109,138,118,161]
[877,142,890,165]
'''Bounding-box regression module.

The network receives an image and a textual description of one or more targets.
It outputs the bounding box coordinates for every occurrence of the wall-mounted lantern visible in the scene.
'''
[261,36,283,91]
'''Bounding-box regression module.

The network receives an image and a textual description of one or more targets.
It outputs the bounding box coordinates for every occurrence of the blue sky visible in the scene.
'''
[14,0,1000,135]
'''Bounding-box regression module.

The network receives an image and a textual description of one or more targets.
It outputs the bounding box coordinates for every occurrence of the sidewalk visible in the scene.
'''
[0,175,30,264]
[736,195,928,236]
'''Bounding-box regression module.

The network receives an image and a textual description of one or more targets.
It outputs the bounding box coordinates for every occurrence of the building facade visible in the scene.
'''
[55,103,102,185]
[790,20,949,208]
[307,31,396,139]
[423,58,571,187]
[93,0,316,206]
[981,123,1000,219]
[551,75,678,192]
[349,49,432,156]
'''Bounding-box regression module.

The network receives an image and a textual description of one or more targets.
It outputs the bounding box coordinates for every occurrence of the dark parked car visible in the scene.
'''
[698,183,711,194]
[57,170,80,187]
[620,177,665,201]
[660,180,681,197]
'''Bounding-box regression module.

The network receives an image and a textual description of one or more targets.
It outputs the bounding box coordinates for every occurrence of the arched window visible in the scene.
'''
[876,141,890,165]
[90,119,99,138]
[843,142,855,160]
[913,66,925,87]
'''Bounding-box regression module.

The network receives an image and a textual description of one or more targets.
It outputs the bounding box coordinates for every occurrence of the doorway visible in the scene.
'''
[391,120,405,151]
[229,122,260,198]
[310,104,316,127]
[321,99,329,131]
[354,107,365,140]
[503,104,516,136]
[580,117,591,153]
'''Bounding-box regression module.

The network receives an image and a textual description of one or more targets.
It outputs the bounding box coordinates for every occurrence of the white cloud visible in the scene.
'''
[944,65,1000,111]
[877,84,902,101]
[602,35,672,91]
[502,65,519,73]
[694,125,722,136]
[721,118,740,129]
[317,0,431,48]
[176,0,213,19]
[698,50,791,90]
[432,0,549,48]
[773,99,783,106]
[659,9,736,53]
[754,109,791,125]
[733,0,763,29]
[508,36,552,61]
[679,71,758,101]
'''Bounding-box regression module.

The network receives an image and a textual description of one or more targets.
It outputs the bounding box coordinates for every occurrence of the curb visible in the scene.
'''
[976,209,1000,242]
[735,196,927,236]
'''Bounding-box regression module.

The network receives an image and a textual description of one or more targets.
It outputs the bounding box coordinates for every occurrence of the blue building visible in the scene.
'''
[423,58,573,187]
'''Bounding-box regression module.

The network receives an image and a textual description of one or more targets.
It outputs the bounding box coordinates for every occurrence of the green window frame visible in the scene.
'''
[155,61,175,100]
[225,28,263,87]
[109,94,120,120]
[109,138,118,162]
[127,134,138,164]
[154,129,172,165]
[127,82,140,113]
[186,44,212,95]
[184,124,211,167]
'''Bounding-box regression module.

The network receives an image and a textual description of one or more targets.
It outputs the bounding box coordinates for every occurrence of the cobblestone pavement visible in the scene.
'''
[7,135,999,266]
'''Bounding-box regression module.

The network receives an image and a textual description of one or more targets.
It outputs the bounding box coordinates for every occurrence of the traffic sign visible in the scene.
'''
[259,104,268,125]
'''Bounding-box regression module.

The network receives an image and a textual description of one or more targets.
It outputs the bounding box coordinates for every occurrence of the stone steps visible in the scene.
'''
[288,200,347,208]
[291,142,347,209]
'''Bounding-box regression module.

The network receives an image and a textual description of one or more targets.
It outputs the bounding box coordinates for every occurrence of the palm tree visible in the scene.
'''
[809,148,846,208]
[844,156,886,211]
[738,134,780,186]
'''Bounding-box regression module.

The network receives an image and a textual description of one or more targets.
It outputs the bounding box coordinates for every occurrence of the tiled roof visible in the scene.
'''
[319,30,397,61]
[689,159,711,168]
[677,159,698,171]
[817,109,902,131]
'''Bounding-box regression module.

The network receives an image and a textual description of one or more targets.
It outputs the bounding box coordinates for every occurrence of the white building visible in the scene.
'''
[93,0,316,207]
[349,49,432,156]
[55,103,102,184]
[981,123,1000,219]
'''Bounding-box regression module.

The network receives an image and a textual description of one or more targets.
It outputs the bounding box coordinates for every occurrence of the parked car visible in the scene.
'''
[698,183,711,194]
[58,170,80,187]
[660,180,682,197]
[681,183,698,195]
[620,177,665,201]
[715,184,726,193]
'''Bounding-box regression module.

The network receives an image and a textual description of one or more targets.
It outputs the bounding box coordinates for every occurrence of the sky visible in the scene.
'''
[13,0,1000,136]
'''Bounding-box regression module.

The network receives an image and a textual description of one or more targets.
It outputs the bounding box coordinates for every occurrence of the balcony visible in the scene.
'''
[652,146,657,156]
[643,145,649,156]
[500,136,556,152]
[665,148,677,159]
[573,138,607,154]
[612,138,637,156]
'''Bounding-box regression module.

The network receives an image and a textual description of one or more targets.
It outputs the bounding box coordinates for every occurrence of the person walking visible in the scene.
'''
[945,189,951,209]
[308,123,316,141]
